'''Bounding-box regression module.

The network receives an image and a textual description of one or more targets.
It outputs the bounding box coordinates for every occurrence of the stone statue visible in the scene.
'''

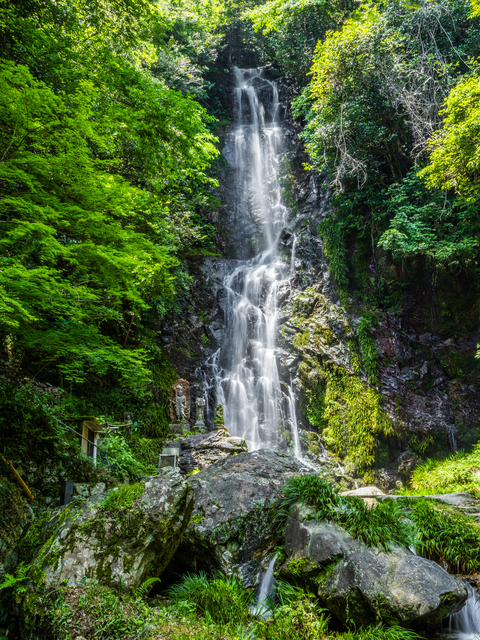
[174,386,187,422]
[195,396,206,425]
[169,379,190,433]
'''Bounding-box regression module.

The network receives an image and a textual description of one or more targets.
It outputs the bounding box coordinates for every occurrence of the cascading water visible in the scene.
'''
[443,581,480,639]
[252,553,278,617]
[201,68,302,453]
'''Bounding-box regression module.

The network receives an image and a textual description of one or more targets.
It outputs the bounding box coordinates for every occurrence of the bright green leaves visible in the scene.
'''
[379,171,480,267]
[322,367,394,469]
[0,0,221,389]
[419,74,480,199]
[297,4,406,188]
[244,0,330,35]
[0,55,215,386]
[243,0,353,77]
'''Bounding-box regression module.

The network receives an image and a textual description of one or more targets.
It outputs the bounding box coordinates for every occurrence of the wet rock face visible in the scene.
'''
[282,504,467,627]
[166,449,309,586]
[6,470,194,589]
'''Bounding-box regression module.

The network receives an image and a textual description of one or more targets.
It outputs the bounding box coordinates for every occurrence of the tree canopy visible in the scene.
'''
[0,0,219,387]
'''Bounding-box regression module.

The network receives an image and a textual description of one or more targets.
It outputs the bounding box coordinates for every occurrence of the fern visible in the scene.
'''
[133,576,161,598]
[0,562,30,603]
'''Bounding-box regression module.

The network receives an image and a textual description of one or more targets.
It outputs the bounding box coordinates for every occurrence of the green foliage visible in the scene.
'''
[337,626,421,640]
[318,214,350,294]
[256,590,329,639]
[0,382,113,498]
[278,475,417,551]
[356,315,378,383]
[410,499,480,572]
[0,475,29,561]
[166,572,253,624]
[133,576,161,598]
[0,0,220,390]
[244,0,355,77]
[322,367,394,469]
[420,73,480,199]
[408,444,480,494]
[100,483,145,513]
[294,0,480,315]
[99,435,152,477]
[379,171,480,269]
[299,0,479,189]
[280,477,480,574]
[49,581,154,640]
[0,563,30,602]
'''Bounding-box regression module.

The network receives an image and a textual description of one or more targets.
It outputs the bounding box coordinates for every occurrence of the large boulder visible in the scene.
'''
[282,503,467,627]
[166,449,308,586]
[5,469,194,589]
[175,428,248,474]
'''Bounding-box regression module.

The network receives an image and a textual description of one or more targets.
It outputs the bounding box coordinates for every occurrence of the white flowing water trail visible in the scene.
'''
[252,553,278,617]
[444,582,480,639]
[290,234,298,278]
[200,68,294,452]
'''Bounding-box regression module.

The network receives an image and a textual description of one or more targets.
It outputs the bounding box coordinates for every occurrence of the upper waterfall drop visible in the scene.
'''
[201,67,297,452]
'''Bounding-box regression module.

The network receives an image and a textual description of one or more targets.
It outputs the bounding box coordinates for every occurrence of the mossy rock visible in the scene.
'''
[5,469,194,591]
[282,503,467,628]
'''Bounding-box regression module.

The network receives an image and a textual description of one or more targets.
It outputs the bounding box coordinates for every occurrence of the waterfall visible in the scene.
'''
[252,553,278,617]
[201,68,294,452]
[445,581,480,639]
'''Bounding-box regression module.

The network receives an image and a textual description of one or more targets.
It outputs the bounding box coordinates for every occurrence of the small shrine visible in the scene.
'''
[75,417,103,463]
[169,379,190,434]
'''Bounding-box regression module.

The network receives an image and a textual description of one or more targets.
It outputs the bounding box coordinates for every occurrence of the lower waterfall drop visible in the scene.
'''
[252,553,278,618]
[445,581,480,639]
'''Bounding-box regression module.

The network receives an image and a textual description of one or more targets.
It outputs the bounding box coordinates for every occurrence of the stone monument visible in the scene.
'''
[193,395,206,433]
[169,379,190,435]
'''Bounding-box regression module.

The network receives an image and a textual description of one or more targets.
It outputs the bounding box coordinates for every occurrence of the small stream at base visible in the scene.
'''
[426,582,480,640]
[251,553,278,618]
[441,582,480,640]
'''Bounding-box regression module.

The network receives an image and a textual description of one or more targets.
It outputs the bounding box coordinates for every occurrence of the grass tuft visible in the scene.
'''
[407,445,480,495]
[410,498,480,572]
[278,475,417,551]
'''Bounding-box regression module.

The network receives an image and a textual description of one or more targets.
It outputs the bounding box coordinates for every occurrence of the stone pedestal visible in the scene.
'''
[169,423,184,435]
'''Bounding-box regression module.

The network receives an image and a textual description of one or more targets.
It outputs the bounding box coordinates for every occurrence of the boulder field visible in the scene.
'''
[5,448,469,631]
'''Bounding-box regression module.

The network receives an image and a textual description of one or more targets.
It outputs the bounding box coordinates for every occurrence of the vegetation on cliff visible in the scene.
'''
[2,0,480,636]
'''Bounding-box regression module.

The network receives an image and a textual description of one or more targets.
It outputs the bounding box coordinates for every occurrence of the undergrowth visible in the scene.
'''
[410,498,480,572]
[407,445,480,494]
[279,475,480,573]
[277,475,416,551]
[166,572,253,624]
[0,570,428,640]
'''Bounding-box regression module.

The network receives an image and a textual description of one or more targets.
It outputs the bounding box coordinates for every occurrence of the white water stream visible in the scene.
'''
[201,68,304,455]
[252,553,278,617]
[443,582,480,639]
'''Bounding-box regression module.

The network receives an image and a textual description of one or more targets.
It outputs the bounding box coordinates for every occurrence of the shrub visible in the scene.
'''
[337,626,422,640]
[410,498,480,572]
[166,572,253,624]
[99,433,151,478]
